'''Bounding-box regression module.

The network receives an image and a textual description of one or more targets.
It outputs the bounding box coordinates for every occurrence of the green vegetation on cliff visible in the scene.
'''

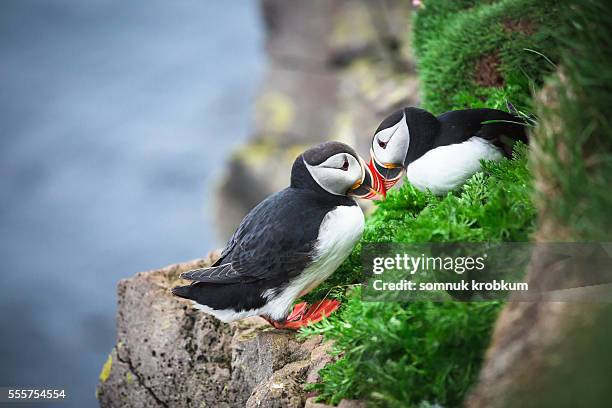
[414,0,564,114]
[302,0,570,406]
[302,146,532,407]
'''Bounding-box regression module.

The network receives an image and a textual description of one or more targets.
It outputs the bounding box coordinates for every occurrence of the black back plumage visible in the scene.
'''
[172,144,357,312]
[436,108,528,157]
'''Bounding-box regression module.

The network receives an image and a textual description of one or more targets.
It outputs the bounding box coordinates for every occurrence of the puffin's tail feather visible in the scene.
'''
[171,285,194,301]
[171,282,232,309]
[172,281,259,312]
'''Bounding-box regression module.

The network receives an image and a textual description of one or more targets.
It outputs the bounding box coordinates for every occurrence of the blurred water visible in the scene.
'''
[0,1,263,406]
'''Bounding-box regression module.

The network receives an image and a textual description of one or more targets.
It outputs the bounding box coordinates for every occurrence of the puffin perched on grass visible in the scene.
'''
[367,107,528,195]
[172,142,383,329]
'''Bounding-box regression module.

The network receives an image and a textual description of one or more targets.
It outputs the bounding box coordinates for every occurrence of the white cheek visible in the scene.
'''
[306,166,350,195]
[386,130,409,163]
[373,142,392,164]
[347,161,362,184]
[373,114,410,165]
[305,157,362,196]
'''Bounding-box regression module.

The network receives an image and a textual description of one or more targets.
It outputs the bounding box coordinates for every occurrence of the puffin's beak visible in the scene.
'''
[348,158,387,200]
[369,150,403,191]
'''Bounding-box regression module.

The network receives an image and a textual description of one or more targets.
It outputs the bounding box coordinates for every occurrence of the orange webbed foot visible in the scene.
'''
[263,299,341,330]
[285,301,308,322]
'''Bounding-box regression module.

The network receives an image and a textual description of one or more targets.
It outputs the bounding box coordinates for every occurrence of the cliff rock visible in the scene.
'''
[96,252,344,407]
[466,72,612,407]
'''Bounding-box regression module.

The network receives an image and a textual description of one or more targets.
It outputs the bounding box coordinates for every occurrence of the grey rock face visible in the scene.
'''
[97,253,236,407]
[96,253,342,407]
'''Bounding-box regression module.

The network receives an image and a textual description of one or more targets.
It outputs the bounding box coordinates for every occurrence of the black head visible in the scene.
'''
[290,141,384,200]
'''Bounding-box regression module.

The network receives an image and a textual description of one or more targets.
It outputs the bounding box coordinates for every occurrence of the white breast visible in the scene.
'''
[406,136,503,195]
[259,204,365,320]
[307,204,365,291]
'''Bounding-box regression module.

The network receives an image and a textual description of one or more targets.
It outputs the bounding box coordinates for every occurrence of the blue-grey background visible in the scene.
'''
[0,1,263,406]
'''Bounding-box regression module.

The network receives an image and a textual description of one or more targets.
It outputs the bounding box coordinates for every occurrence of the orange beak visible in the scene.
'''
[368,157,402,192]
[348,157,387,200]
[366,158,387,199]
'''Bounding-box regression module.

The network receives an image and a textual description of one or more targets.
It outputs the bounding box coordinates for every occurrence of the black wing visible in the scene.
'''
[437,108,528,157]
[180,262,240,283]
[180,188,334,285]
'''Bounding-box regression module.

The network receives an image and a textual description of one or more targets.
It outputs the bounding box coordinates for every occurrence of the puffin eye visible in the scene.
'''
[378,139,387,149]
[341,158,349,171]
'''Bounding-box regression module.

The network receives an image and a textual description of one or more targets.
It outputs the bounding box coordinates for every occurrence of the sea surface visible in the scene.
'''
[0,1,263,406]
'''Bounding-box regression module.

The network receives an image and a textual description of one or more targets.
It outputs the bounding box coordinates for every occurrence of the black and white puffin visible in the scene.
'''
[172,142,383,329]
[367,107,528,195]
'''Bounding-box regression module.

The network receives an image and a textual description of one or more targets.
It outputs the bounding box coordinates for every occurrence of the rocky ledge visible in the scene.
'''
[96,252,363,407]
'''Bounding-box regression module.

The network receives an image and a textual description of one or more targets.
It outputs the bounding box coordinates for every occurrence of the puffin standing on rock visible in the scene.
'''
[172,142,383,329]
[368,107,528,195]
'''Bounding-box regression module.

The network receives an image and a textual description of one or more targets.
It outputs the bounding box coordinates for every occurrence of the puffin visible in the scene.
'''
[367,107,528,195]
[172,141,383,329]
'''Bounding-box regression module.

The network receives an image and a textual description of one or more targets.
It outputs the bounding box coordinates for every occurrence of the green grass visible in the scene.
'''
[306,143,535,304]
[301,289,501,408]
[302,145,534,407]
[414,0,565,114]
[299,0,571,406]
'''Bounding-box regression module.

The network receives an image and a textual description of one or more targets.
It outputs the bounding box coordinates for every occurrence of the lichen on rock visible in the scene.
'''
[99,354,113,383]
